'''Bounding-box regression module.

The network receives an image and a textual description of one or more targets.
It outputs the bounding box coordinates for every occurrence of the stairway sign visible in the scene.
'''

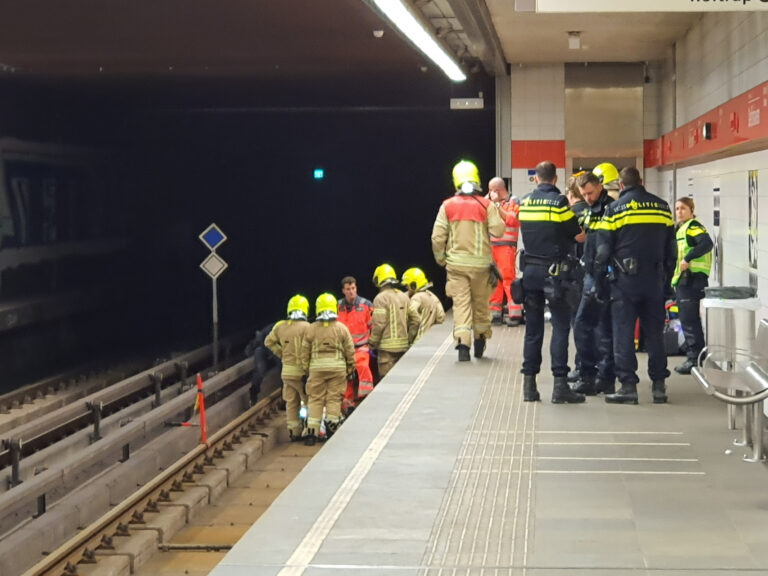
[199,223,228,371]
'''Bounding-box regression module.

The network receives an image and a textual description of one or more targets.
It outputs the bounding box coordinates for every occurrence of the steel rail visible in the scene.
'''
[0,357,253,527]
[20,386,282,576]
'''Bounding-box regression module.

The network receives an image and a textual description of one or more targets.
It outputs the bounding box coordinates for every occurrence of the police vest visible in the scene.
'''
[672,218,712,286]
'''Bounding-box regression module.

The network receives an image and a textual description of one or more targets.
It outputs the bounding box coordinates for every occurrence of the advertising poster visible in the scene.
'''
[712,185,722,286]
[748,170,758,290]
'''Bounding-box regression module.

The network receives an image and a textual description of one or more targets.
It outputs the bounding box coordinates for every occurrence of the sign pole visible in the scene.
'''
[199,223,228,375]
[212,277,219,371]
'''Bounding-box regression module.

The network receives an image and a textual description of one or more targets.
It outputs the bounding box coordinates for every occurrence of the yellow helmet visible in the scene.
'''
[286,294,309,318]
[452,159,481,194]
[401,267,429,291]
[372,263,398,288]
[315,293,337,316]
[593,163,620,188]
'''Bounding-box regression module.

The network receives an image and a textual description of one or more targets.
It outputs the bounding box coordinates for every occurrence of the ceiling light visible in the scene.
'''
[568,31,581,50]
[372,0,466,82]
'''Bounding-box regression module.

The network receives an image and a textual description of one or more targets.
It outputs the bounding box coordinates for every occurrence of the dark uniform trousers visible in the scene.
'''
[521,264,571,377]
[574,274,614,382]
[611,276,670,386]
[676,273,707,363]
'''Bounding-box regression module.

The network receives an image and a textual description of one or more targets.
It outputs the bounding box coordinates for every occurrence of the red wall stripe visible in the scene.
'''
[650,79,768,167]
[511,140,566,169]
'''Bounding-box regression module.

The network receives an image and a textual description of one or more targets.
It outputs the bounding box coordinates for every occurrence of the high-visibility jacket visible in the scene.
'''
[671,218,713,286]
[264,319,310,379]
[431,194,505,269]
[490,195,520,248]
[337,296,373,347]
[410,289,445,342]
[370,285,420,352]
[299,320,355,375]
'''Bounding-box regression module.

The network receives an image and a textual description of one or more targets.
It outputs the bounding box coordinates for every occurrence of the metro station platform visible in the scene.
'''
[210,316,768,576]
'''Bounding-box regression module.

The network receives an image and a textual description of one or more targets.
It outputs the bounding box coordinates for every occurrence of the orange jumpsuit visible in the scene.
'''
[489,196,523,324]
[337,296,374,405]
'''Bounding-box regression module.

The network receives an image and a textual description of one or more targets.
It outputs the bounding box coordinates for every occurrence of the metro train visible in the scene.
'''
[0,138,131,333]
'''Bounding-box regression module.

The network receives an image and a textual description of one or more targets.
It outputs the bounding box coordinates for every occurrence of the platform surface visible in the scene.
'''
[210,315,768,576]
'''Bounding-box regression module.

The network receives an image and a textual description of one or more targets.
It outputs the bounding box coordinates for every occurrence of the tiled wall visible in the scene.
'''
[509,64,566,197]
[676,12,768,125]
[663,12,768,318]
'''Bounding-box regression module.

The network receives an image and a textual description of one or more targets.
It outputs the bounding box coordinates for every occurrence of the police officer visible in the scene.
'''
[671,197,713,375]
[595,167,676,404]
[571,172,615,396]
[432,160,505,361]
[518,161,584,403]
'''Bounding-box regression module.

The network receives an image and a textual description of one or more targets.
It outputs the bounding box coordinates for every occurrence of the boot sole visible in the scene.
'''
[652,397,668,404]
[551,397,586,404]
[605,397,639,405]
[523,396,540,402]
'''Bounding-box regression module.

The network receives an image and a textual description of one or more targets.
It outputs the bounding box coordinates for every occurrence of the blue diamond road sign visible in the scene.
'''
[199,223,227,251]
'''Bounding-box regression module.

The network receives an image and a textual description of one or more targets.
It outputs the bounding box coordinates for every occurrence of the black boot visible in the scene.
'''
[523,374,540,402]
[552,376,586,404]
[572,374,597,395]
[674,359,695,375]
[289,429,304,442]
[457,344,471,362]
[473,338,486,359]
[304,428,317,446]
[605,383,638,404]
[595,378,616,395]
[326,420,340,439]
[652,380,668,404]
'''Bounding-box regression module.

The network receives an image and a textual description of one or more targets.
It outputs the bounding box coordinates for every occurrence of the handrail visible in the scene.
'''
[692,363,768,405]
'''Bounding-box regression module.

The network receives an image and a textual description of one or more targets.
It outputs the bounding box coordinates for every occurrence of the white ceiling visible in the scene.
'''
[484,2,701,65]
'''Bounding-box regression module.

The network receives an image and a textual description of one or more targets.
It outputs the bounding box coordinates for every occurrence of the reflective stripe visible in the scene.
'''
[671,219,712,285]
[596,209,673,231]
[519,203,575,223]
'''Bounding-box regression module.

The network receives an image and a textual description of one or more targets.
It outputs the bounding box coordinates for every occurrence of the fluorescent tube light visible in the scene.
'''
[373,0,466,82]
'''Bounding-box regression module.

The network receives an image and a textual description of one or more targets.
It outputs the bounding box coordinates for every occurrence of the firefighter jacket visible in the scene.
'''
[370,285,420,352]
[299,319,355,376]
[580,190,613,275]
[518,183,581,262]
[489,195,520,248]
[337,295,374,347]
[431,194,505,269]
[671,218,713,286]
[594,185,676,285]
[265,319,310,379]
[410,289,446,342]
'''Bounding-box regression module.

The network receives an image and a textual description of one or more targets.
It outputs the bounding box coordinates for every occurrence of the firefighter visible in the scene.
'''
[571,171,616,396]
[299,293,356,446]
[264,295,311,442]
[337,276,375,412]
[594,167,676,404]
[369,264,420,377]
[593,162,621,201]
[401,267,445,342]
[486,177,523,326]
[432,160,505,361]
[518,161,584,403]
[671,197,713,375]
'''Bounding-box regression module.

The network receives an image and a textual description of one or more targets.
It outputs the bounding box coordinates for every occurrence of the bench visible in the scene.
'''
[692,317,768,462]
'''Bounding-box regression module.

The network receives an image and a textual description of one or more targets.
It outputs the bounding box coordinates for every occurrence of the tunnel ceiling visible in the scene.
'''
[0,1,702,83]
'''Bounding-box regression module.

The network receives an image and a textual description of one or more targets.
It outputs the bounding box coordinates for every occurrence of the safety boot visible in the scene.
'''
[304,428,317,446]
[552,376,586,404]
[289,429,304,443]
[595,378,616,395]
[457,344,471,362]
[326,420,340,439]
[491,310,502,325]
[523,374,540,402]
[674,359,695,375]
[605,383,638,405]
[652,380,668,404]
[571,374,597,395]
[567,368,581,383]
[473,338,486,359]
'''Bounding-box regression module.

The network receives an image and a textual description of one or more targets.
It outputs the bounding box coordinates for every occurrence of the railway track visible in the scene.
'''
[19,386,293,576]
